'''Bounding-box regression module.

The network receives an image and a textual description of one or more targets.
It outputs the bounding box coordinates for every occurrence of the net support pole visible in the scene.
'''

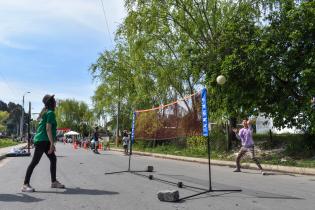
[207,135,212,191]
[201,88,212,191]
[175,88,241,202]
[128,111,136,171]
[128,140,132,171]
[105,111,142,175]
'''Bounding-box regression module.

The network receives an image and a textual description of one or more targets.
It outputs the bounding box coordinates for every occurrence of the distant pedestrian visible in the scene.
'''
[122,130,129,155]
[104,137,110,151]
[92,126,100,154]
[22,94,65,192]
[232,118,265,175]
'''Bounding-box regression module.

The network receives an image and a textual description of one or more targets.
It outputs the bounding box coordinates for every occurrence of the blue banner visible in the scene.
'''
[201,88,209,137]
[131,112,136,143]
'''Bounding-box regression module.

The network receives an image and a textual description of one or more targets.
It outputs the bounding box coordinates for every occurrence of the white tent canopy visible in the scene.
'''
[64,131,80,136]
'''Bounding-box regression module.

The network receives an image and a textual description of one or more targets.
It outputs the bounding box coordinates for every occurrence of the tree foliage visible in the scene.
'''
[55,99,94,136]
[0,111,9,132]
[90,0,315,134]
[0,100,25,135]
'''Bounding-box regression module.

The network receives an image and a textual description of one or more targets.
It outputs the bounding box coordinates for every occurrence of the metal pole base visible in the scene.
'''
[173,190,242,202]
[134,172,209,191]
[130,172,242,202]
[105,170,152,175]
[176,189,242,202]
[105,166,154,175]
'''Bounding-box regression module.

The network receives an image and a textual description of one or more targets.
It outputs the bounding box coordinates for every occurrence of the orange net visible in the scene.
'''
[134,91,203,140]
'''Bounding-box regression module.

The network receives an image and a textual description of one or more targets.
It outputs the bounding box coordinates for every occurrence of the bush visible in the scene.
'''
[284,134,315,158]
[209,129,227,151]
[187,136,207,150]
[253,132,315,159]
[0,138,18,148]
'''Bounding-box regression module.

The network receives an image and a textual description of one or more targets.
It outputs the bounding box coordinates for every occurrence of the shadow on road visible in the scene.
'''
[0,193,44,203]
[241,171,297,177]
[156,173,303,201]
[35,187,119,196]
[241,188,304,200]
[185,189,304,201]
[98,153,113,156]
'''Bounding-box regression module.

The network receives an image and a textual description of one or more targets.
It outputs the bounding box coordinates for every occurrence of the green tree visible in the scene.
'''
[90,46,136,132]
[220,0,315,132]
[261,0,315,132]
[55,99,94,136]
[0,111,9,132]
[0,100,8,112]
[6,102,22,136]
[90,0,315,136]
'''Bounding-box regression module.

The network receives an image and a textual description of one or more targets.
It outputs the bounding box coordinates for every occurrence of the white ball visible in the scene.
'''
[216,75,226,85]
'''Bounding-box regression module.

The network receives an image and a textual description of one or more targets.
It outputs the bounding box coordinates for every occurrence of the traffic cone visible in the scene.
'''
[98,142,102,150]
[84,142,87,150]
[74,142,78,150]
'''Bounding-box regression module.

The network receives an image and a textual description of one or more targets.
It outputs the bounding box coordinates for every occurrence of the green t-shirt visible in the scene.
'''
[34,110,57,144]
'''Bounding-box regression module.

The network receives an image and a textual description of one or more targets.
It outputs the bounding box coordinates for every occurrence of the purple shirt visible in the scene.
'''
[238,127,254,148]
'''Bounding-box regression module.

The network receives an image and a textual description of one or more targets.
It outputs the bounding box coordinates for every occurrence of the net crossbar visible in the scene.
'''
[134,91,203,141]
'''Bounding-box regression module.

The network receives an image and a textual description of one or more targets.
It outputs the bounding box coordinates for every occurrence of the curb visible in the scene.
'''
[111,148,315,176]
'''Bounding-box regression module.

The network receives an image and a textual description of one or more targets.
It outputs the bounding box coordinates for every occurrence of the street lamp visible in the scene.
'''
[20,91,31,139]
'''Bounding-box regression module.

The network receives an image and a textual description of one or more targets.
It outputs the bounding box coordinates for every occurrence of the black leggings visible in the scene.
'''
[24,141,57,185]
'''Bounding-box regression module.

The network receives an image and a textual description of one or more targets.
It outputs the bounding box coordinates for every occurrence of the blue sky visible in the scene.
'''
[0,0,126,115]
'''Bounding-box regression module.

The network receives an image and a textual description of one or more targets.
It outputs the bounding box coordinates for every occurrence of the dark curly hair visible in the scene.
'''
[38,96,56,120]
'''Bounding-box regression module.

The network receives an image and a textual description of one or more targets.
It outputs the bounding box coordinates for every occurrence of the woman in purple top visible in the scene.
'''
[233,118,265,175]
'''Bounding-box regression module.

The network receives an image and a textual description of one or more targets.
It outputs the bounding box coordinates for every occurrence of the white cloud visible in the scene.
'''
[0,37,36,50]
[0,0,126,115]
[0,0,126,49]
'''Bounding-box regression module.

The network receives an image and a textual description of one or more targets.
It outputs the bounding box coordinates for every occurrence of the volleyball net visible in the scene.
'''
[106,88,241,201]
[132,90,206,142]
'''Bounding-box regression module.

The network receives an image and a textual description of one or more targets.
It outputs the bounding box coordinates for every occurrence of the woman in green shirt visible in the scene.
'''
[22,94,65,192]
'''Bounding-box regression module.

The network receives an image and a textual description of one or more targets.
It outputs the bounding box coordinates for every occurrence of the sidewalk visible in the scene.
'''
[111,148,315,176]
[0,143,28,161]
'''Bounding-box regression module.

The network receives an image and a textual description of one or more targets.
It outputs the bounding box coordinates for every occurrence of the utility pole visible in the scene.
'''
[28,102,31,153]
[19,96,24,138]
[116,78,121,147]
[20,91,30,139]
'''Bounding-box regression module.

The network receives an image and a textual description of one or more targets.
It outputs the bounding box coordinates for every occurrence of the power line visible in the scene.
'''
[0,71,20,103]
[99,0,114,47]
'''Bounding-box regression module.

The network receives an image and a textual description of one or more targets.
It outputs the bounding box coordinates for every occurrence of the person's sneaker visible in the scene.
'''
[233,169,241,172]
[51,180,65,189]
[21,184,35,192]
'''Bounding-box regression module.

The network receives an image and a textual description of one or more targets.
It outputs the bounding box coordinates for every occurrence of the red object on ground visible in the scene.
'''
[74,142,78,150]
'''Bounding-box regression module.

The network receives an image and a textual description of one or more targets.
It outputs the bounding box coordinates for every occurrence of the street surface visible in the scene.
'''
[0,143,314,210]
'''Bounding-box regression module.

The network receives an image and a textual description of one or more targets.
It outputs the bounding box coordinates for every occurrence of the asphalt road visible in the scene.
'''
[0,143,314,210]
